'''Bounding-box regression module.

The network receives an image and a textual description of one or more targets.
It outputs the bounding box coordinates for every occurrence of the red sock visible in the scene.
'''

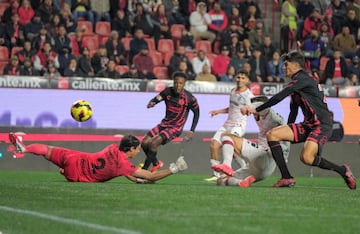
[26,144,49,156]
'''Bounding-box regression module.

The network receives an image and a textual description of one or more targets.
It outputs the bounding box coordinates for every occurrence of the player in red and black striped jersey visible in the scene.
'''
[141,72,200,171]
[243,50,356,189]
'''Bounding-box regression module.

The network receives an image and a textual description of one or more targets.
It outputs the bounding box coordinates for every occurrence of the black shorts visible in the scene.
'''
[289,122,332,155]
[147,124,182,145]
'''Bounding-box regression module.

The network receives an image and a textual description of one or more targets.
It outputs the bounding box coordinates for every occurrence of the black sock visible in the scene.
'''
[268,141,292,179]
[142,158,152,170]
[312,156,346,176]
[147,149,158,166]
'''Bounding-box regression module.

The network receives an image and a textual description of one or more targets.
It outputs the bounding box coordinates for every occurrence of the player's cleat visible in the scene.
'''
[239,175,256,187]
[151,160,164,172]
[272,177,296,188]
[204,175,219,182]
[137,163,144,169]
[9,133,26,153]
[211,164,234,177]
[343,164,356,190]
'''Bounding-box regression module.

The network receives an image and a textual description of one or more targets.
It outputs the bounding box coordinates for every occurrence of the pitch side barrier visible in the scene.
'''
[1,75,359,97]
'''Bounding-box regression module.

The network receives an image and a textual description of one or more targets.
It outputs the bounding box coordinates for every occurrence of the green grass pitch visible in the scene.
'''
[0,171,359,234]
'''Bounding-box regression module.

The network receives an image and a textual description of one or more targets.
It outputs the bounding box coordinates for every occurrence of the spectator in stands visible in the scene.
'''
[177,60,196,80]
[207,1,228,39]
[25,12,44,42]
[280,0,298,53]
[44,63,61,80]
[4,13,25,50]
[18,0,35,26]
[91,0,111,23]
[53,25,72,54]
[248,47,269,83]
[91,45,109,75]
[105,30,126,65]
[347,0,360,21]
[347,55,360,82]
[239,0,262,21]
[109,0,128,19]
[111,9,132,38]
[121,64,141,79]
[228,5,245,39]
[20,57,40,76]
[32,24,54,53]
[328,111,344,142]
[191,49,211,75]
[58,45,76,75]
[129,28,148,64]
[195,63,217,81]
[267,50,285,83]
[302,8,323,40]
[344,9,360,43]
[242,6,262,34]
[242,62,256,82]
[228,33,241,57]
[130,3,161,48]
[168,45,193,76]
[16,40,36,65]
[321,9,335,37]
[220,65,236,82]
[1,0,20,24]
[98,59,121,79]
[319,22,334,57]
[347,73,360,86]
[59,3,77,34]
[189,1,216,44]
[297,0,315,22]
[212,45,230,79]
[47,14,63,39]
[152,4,172,41]
[324,50,349,86]
[332,25,357,59]
[259,35,276,61]
[132,44,156,80]
[327,0,347,35]
[220,20,246,49]
[64,58,80,77]
[77,47,94,77]
[34,41,59,75]
[3,56,21,76]
[302,29,325,70]
[179,29,195,52]
[71,0,95,29]
[229,47,248,73]
[70,27,87,57]
[247,21,266,49]
[242,38,253,59]
[38,0,60,24]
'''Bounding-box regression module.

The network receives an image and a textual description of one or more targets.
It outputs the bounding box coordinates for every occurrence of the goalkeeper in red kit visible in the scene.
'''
[9,133,188,183]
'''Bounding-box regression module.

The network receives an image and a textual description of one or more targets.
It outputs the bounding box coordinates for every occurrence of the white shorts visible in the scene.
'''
[212,125,246,143]
[235,139,276,181]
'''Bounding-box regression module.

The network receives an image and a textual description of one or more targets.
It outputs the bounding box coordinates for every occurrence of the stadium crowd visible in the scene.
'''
[0,0,359,85]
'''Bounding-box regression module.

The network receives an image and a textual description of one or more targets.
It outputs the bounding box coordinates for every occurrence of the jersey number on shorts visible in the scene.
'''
[92,158,106,174]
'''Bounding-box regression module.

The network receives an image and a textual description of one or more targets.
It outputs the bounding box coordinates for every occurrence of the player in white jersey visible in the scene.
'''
[213,96,291,187]
[205,70,255,181]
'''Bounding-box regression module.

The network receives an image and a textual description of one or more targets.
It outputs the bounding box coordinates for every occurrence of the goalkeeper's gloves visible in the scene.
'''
[169,156,188,174]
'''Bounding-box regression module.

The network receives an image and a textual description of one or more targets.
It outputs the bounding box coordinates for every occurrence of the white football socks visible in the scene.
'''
[221,135,234,167]
[210,159,221,177]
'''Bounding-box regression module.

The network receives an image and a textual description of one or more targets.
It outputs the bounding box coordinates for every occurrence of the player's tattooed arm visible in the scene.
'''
[147,95,163,108]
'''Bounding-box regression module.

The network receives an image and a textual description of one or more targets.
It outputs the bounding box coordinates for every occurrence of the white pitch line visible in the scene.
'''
[0,205,141,234]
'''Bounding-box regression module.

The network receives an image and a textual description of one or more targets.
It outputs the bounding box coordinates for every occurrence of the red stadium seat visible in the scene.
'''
[100,36,109,45]
[115,65,129,75]
[153,66,169,79]
[0,46,9,61]
[319,56,329,71]
[158,39,174,55]
[95,21,111,37]
[11,46,22,56]
[171,24,185,40]
[163,52,172,66]
[196,40,212,54]
[185,52,196,62]
[77,21,93,36]
[149,50,163,66]
[206,53,217,66]
[83,35,99,50]
[121,37,131,51]
[145,38,156,51]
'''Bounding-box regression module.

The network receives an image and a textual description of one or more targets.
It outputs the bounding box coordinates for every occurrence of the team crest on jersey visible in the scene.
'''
[178,99,185,105]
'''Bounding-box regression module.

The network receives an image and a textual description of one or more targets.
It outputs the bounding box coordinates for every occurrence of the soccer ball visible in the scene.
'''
[70,100,93,122]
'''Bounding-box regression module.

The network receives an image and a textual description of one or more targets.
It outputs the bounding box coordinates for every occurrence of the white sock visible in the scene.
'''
[221,136,234,167]
[227,177,242,186]
[210,159,220,177]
